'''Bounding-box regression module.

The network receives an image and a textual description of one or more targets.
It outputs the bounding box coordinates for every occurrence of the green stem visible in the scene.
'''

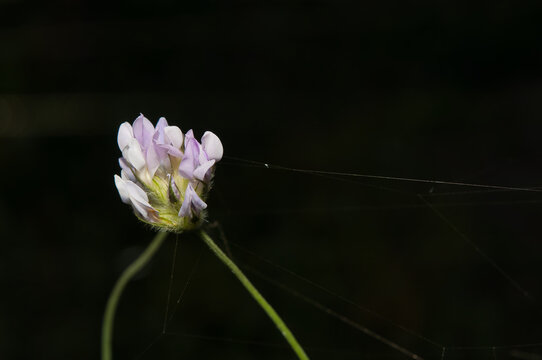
[101,230,168,360]
[198,230,310,360]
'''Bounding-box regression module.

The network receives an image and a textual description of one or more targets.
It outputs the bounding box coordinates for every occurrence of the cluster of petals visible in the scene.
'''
[114,114,223,230]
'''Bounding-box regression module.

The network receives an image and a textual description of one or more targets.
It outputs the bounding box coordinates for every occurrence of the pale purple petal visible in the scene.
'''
[153,117,168,147]
[157,117,169,127]
[117,122,134,151]
[152,139,171,168]
[154,147,172,170]
[201,131,223,161]
[178,132,200,179]
[193,159,215,181]
[179,183,207,218]
[155,117,168,135]
[146,145,160,177]
[168,174,180,200]
[198,144,209,165]
[190,191,207,212]
[154,144,177,170]
[154,121,182,162]
[122,138,146,171]
[133,114,155,150]
[162,145,183,158]
[155,124,183,159]
[178,158,195,179]
[179,195,191,217]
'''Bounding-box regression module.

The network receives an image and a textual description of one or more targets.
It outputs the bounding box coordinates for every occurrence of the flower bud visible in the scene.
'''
[114,114,223,232]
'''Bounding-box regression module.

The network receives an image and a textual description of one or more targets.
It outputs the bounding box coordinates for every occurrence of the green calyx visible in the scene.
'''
[136,174,207,233]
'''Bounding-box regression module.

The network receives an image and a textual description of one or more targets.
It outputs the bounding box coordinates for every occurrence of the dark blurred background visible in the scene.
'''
[3,1,542,359]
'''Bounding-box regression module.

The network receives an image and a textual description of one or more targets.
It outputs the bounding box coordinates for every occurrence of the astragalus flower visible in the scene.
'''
[105,114,308,360]
[114,114,223,232]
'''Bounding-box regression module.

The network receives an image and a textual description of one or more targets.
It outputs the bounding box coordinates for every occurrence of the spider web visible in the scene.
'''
[118,155,542,360]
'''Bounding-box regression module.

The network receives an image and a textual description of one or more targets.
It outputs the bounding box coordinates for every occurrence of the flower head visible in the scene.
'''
[114,114,223,232]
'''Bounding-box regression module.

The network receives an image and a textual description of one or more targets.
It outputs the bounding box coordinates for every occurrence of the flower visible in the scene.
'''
[114,114,223,232]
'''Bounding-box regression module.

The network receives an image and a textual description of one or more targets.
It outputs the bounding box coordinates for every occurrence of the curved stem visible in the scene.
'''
[199,229,309,360]
[102,230,168,360]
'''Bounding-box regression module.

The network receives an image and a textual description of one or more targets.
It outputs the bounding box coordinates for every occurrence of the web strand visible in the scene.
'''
[239,199,542,217]
[162,237,179,334]
[135,219,542,359]
[509,349,542,360]
[132,333,164,360]
[229,240,444,349]
[166,248,203,324]
[243,263,425,359]
[135,154,542,358]
[162,330,393,357]
[164,330,287,349]
[223,155,542,193]
[423,188,542,197]
[230,238,542,353]
[220,224,542,356]
[418,195,540,312]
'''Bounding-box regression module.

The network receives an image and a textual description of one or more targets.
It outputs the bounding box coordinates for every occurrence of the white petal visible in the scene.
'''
[201,131,223,161]
[116,174,157,221]
[131,199,155,220]
[117,122,134,151]
[124,180,150,205]
[127,198,155,221]
[164,126,183,149]
[120,169,133,181]
[114,175,131,204]
[119,158,136,181]
[122,138,146,171]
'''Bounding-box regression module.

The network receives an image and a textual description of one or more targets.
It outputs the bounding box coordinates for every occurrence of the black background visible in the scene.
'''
[2,1,542,359]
